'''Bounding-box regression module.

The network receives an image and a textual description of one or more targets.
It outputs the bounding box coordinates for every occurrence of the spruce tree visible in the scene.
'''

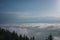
[47,34,53,40]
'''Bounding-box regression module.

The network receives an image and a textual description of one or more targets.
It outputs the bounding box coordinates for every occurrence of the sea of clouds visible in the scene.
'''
[0,23,60,40]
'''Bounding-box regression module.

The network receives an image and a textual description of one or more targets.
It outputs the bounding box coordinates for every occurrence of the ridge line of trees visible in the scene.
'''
[0,28,53,40]
[0,28,35,40]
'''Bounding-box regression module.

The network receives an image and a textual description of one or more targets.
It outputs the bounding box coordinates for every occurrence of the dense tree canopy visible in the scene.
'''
[0,28,54,40]
[0,28,35,40]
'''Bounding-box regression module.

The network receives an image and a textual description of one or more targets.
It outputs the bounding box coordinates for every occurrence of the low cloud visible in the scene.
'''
[0,23,60,40]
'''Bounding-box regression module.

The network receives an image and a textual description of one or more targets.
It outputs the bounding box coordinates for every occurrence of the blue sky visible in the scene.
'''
[0,0,60,24]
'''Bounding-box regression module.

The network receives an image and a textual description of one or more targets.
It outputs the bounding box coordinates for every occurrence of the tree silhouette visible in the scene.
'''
[32,36,35,40]
[46,34,53,40]
[0,28,35,40]
[19,34,22,40]
[30,36,35,40]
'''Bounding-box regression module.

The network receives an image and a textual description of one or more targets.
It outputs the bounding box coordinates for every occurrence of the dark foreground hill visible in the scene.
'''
[0,28,53,40]
[0,28,35,40]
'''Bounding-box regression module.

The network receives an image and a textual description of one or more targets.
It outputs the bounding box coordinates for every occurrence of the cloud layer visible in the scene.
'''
[0,23,60,40]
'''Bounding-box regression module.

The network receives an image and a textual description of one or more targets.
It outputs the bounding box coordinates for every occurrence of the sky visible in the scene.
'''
[0,0,60,24]
[1,0,60,40]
